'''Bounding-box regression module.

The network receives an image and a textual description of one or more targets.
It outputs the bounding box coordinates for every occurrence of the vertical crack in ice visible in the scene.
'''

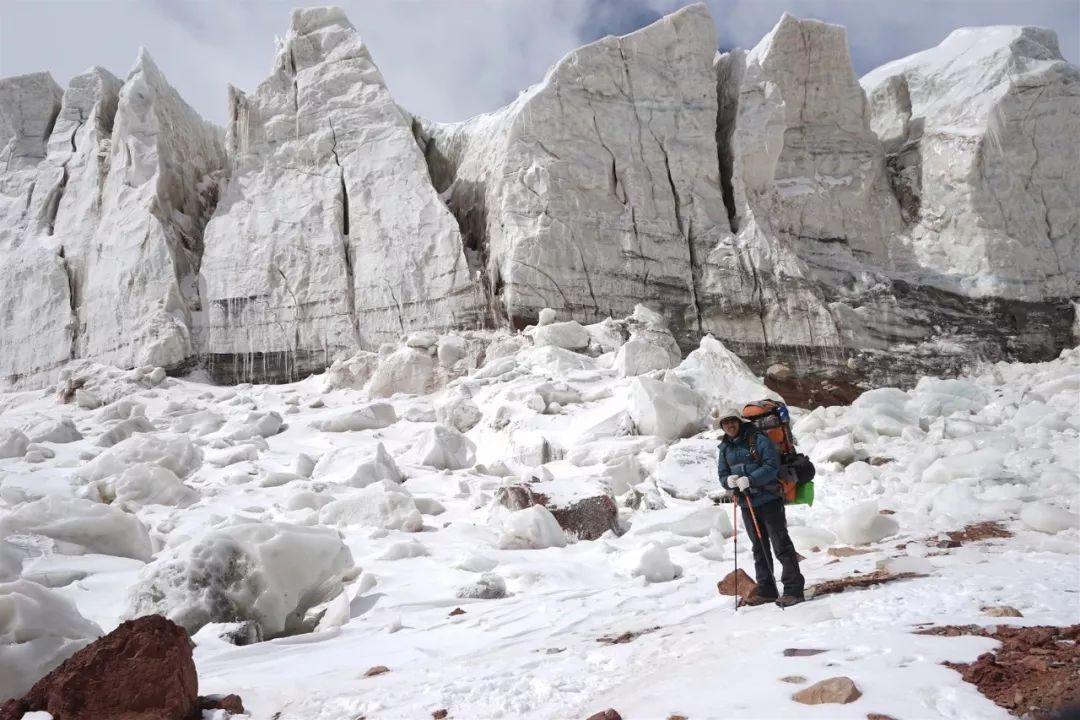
[328,117,357,342]
[46,110,85,236]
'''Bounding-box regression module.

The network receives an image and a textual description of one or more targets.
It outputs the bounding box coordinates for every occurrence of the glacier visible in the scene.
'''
[0,4,1076,391]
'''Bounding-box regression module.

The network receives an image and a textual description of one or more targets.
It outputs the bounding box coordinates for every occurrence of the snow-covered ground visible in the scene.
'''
[1,316,1078,719]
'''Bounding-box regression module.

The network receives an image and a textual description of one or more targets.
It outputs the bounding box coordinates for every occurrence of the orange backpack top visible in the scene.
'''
[741,400,796,456]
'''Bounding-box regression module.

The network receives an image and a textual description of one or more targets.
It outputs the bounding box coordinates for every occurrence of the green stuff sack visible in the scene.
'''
[791,481,815,506]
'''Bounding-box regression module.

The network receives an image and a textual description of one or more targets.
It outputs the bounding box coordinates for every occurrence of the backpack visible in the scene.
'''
[741,400,816,505]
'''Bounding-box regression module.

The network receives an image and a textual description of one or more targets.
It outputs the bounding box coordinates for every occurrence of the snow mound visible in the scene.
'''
[108,463,199,510]
[909,377,988,417]
[671,336,776,407]
[310,403,397,432]
[322,350,380,391]
[531,320,590,350]
[95,416,156,447]
[408,425,476,470]
[0,428,29,459]
[75,432,203,483]
[456,572,508,599]
[585,318,628,352]
[630,506,733,538]
[26,417,82,444]
[378,540,429,561]
[627,377,709,441]
[849,388,916,438]
[788,526,838,555]
[436,391,483,432]
[367,347,435,398]
[810,433,856,465]
[453,553,499,573]
[497,506,568,549]
[613,338,672,377]
[319,481,423,531]
[0,579,103,702]
[922,446,1008,484]
[169,409,225,436]
[617,542,680,583]
[126,521,355,638]
[0,496,153,561]
[1021,502,1079,534]
[228,410,283,440]
[0,541,21,581]
[834,501,900,545]
[312,443,403,487]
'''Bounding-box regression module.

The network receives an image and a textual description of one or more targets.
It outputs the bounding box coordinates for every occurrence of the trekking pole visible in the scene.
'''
[745,499,764,544]
[732,494,739,612]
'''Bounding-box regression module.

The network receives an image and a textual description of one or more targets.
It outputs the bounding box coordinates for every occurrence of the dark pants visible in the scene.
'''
[740,498,804,598]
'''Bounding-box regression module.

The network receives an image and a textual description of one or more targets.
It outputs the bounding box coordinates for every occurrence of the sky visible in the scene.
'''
[2,0,1077,127]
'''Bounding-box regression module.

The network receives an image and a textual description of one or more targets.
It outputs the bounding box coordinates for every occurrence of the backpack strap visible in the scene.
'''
[723,429,762,466]
[745,430,761,464]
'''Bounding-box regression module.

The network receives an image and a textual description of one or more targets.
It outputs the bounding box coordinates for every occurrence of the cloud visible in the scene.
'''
[2,0,1077,127]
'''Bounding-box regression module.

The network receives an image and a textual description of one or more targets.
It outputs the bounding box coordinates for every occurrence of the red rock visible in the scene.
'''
[0,614,198,720]
[792,677,862,704]
[364,666,390,677]
[449,607,466,616]
[716,569,757,599]
[494,485,619,541]
[549,495,620,540]
[494,485,548,511]
[432,710,448,719]
[585,710,622,720]
[200,694,246,715]
[783,648,827,657]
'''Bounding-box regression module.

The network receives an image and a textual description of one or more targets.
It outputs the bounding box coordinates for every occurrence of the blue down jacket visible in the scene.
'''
[717,422,781,507]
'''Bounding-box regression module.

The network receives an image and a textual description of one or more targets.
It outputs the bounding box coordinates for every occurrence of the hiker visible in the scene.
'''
[715,407,805,607]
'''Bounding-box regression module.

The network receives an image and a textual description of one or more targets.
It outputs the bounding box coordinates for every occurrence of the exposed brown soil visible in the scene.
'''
[944,521,1013,544]
[918,625,1080,719]
[597,626,661,645]
[808,571,925,598]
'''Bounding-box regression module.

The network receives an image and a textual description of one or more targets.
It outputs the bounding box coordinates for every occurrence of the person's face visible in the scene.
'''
[721,417,741,438]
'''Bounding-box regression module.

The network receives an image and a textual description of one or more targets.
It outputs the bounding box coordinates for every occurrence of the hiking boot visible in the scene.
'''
[775,595,805,608]
[738,592,778,607]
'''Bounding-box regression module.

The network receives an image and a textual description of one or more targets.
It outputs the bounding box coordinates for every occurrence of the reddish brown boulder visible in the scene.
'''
[585,711,622,720]
[494,485,548,512]
[550,495,620,540]
[716,569,757,599]
[792,677,862,705]
[495,485,619,541]
[364,666,390,677]
[200,694,246,715]
[0,614,198,720]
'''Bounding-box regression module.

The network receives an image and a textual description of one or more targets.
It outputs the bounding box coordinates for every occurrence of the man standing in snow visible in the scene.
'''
[715,408,805,607]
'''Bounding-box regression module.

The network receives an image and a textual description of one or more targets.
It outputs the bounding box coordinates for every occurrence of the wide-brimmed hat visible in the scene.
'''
[712,407,743,427]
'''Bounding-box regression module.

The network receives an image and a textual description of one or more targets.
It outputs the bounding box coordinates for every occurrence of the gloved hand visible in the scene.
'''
[735,476,751,492]
[726,475,741,489]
